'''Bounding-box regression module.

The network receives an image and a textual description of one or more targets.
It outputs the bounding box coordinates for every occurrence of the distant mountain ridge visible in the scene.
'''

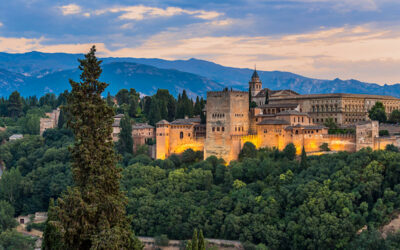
[0,51,400,98]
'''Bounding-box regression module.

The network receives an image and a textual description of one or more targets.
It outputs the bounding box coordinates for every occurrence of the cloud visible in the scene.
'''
[281,0,379,11]
[2,23,400,84]
[0,22,3,27]
[95,5,221,21]
[100,25,400,84]
[60,4,82,15]
[0,36,108,55]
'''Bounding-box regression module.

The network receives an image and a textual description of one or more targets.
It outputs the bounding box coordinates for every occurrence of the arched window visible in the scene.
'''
[180,132,183,139]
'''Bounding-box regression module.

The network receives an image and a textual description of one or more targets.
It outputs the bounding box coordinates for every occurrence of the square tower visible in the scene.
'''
[204,89,249,163]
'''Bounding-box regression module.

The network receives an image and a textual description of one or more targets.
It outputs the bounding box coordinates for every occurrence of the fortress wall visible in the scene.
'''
[156,125,170,160]
[240,129,356,155]
[374,137,400,150]
[311,135,356,152]
[39,109,60,135]
[169,126,205,154]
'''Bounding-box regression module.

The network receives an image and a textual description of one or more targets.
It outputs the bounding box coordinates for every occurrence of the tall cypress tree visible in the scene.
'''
[198,229,205,250]
[265,89,269,105]
[300,146,308,170]
[117,114,133,155]
[192,229,198,250]
[45,46,142,249]
[8,91,23,118]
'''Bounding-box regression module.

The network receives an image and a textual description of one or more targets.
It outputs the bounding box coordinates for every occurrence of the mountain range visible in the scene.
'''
[0,51,400,98]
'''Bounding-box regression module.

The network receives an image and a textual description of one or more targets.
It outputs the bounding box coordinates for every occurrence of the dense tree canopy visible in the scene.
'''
[369,102,387,123]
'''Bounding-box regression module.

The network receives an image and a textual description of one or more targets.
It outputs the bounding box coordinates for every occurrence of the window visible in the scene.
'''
[295,130,299,134]
[212,127,215,132]
[180,132,183,139]
[217,127,220,131]
[188,133,191,137]
[222,127,225,132]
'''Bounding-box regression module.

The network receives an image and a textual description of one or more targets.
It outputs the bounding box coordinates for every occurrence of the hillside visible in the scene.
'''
[7,62,222,98]
[1,51,400,97]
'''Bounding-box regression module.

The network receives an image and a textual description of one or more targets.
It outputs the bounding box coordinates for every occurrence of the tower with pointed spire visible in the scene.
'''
[249,68,262,99]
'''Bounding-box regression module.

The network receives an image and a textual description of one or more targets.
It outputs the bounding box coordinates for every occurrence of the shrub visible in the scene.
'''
[379,130,389,136]
[320,143,330,152]
[155,234,169,246]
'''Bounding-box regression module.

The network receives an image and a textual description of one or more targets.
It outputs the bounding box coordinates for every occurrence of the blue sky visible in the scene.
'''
[1,0,400,84]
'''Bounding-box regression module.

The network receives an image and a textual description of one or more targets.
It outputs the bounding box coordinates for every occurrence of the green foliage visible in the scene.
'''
[283,143,296,160]
[239,142,257,160]
[57,109,65,129]
[42,199,62,250]
[7,91,22,118]
[320,142,331,152]
[379,130,389,136]
[117,114,133,154]
[369,102,387,123]
[154,234,169,246]
[198,230,205,250]
[192,229,198,250]
[46,46,142,249]
[250,101,257,108]
[324,117,338,130]
[385,144,399,152]
[0,201,17,233]
[389,109,400,123]
[0,230,36,250]
[300,147,307,169]
[177,90,193,119]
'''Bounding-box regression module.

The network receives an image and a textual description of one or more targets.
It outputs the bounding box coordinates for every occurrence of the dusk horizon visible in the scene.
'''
[1,1,400,85]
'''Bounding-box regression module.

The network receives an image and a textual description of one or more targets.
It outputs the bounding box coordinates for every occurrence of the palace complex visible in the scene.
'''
[154,70,400,163]
[38,71,400,163]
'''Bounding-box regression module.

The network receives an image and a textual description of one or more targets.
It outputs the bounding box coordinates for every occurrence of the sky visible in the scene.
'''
[1,0,400,84]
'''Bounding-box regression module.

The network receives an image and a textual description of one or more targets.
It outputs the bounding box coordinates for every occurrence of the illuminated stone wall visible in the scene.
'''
[156,123,205,159]
[204,90,249,163]
[156,123,170,160]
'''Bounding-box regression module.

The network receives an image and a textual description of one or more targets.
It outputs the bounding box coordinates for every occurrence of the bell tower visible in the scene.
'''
[249,68,262,99]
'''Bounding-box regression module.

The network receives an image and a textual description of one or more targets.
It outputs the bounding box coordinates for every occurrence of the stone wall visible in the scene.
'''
[204,90,249,163]
[39,109,60,135]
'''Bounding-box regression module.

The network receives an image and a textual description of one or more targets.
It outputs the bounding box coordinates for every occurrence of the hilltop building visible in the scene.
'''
[111,114,124,142]
[39,109,60,135]
[249,71,400,126]
[154,70,400,163]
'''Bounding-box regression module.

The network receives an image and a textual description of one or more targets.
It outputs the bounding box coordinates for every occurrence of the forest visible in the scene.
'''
[1,86,400,248]
[2,125,400,248]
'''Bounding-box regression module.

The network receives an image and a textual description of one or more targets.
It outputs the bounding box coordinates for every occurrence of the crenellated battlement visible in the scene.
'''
[207,89,248,98]
[322,134,356,139]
